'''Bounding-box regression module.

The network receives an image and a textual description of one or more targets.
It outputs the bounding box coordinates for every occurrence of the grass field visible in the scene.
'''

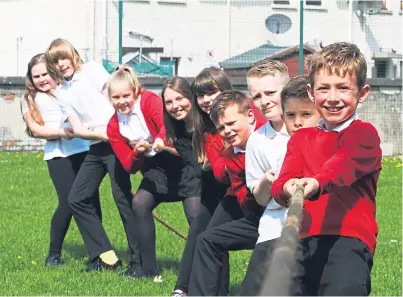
[0,152,401,296]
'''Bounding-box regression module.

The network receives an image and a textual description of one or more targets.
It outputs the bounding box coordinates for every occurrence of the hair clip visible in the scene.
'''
[115,66,129,73]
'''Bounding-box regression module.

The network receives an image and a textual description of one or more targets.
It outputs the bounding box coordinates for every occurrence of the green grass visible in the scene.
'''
[0,152,401,296]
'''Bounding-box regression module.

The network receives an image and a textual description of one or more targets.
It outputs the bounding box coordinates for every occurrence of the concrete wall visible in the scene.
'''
[1,77,401,155]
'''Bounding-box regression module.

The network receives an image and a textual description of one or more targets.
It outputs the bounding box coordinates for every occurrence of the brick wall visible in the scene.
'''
[1,76,401,155]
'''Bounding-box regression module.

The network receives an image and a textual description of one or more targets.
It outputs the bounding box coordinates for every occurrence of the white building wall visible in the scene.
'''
[0,0,401,77]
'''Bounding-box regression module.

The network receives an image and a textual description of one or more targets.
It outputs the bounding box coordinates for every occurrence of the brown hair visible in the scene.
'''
[45,38,83,83]
[307,42,367,89]
[280,76,311,112]
[22,54,47,137]
[107,65,142,98]
[247,59,289,79]
[161,76,193,144]
[191,67,233,162]
[210,90,251,125]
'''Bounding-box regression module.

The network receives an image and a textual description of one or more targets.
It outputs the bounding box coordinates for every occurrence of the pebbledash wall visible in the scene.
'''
[0,76,401,155]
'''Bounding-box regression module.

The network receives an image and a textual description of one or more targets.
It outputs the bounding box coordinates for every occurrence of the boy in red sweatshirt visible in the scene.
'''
[188,90,266,296]
[271,42,382,296]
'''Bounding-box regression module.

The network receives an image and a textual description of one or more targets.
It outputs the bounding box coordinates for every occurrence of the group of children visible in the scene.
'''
[22,39,381,296]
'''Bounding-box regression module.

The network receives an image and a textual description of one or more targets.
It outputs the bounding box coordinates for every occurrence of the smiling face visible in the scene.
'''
[307,69,370,130]
[248,74,286,121]
[197,90,221,114]
[31,62,57,92]
[164,87,192,121]
[109,80,138,115]
[216,103,255,149]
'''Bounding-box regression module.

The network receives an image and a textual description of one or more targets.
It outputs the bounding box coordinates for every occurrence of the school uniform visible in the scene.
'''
[271,115,382,295]
[108,90,201,276]
[188,116,267,296]
[240,122,289,295]
[22,93,101,260]
[56,61,140,267]
[173,131,230,295]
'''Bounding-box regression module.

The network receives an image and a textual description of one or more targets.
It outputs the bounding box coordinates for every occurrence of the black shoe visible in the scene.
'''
[84,257,122,272]
[123,262,143,279]
[45,255,65,267]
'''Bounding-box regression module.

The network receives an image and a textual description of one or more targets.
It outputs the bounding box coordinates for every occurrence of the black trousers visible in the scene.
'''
[46,151,101,256]
[131,189,200,276]
[291,235,373,296]
[68,142,140,263]
[174,193,222,293]
[188,200,260,296]
[239,238,277,296]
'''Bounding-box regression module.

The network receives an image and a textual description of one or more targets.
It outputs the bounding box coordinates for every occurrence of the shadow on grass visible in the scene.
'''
[63,243,181,272]
[158,258,181,273]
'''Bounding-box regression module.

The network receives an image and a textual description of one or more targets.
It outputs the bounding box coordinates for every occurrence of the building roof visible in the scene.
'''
[219,44,287,69]
[219,44,317,70]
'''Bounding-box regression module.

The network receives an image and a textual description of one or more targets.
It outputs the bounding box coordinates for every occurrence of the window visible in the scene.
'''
[306,0,321,5]
[273,0,290,4]
[157,0,186,4]
[375,60,388,78]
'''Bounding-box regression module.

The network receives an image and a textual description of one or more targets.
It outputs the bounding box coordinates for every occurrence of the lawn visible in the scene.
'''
[0,152,401,296]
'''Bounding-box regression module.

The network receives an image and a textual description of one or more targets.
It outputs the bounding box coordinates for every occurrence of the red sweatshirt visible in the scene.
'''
[107,90,166,174]
[271,120,382,253]
[222,115,267,210]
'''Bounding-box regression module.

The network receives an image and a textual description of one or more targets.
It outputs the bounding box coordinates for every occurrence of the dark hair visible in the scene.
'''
[191,67,233,161]
[210,90,251,125]
[280,76,311,112]
[161,76,193,144]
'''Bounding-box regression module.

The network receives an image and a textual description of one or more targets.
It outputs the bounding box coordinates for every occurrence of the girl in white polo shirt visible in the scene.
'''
[21,53,101,267]
[45,39,140,275]
[107,68,201,279]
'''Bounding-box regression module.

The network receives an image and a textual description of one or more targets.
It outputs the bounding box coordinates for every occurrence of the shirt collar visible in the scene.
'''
[317,113,358,132]
[61,70,81,87]
[265,121,289,139]
[233,146,245,154]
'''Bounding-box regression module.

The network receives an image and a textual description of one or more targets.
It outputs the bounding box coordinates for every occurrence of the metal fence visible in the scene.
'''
[0,0,402,154]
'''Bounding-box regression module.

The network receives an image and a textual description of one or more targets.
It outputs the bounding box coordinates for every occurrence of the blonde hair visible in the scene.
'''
[307,42,367,88]
[107,65,142,98]
[247,59,289,79]
[45,38,83,83]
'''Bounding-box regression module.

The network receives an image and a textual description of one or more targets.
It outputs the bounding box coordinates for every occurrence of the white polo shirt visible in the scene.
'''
[245,121,289,244]
[55,61,114,144]
[22,92,90,160]
[117,95,156,157]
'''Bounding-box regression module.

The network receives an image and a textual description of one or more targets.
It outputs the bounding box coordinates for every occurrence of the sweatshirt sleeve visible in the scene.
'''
[271,131,305,207]
[144,91,166,141]
[314,122,382,195]
[205,133,230,185]
[107,113,144,174]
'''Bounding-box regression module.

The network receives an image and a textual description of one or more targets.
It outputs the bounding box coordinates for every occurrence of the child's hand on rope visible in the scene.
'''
[135,140,150,154]
[294,178,319,198]
[152,137,164,153]
[264,169,276,184]
[59,128,75,140]
[283,178,300,197]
